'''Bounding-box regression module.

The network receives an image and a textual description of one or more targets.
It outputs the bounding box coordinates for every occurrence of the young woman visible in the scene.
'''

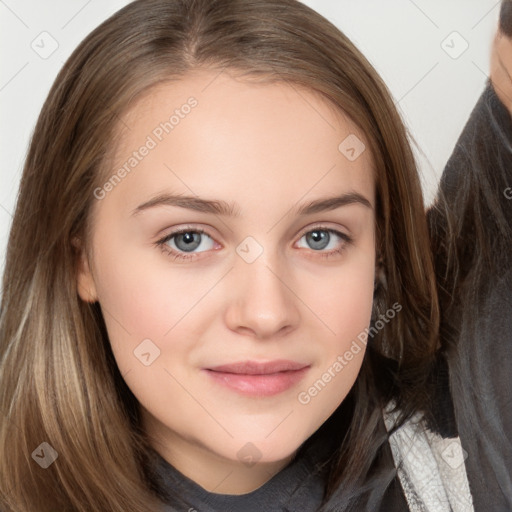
[0,0,502,510]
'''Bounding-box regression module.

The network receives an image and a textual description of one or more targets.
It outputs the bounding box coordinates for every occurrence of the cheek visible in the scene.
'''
[92,237,215,340]
[308,252,375,347]
[296,252,375,409]
[94,273,209,387]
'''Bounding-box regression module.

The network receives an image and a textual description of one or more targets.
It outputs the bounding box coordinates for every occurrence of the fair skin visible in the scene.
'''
[77,68,376,494]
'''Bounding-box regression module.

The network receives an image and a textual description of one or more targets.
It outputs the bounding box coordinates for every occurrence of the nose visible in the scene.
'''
[224,249,301,340]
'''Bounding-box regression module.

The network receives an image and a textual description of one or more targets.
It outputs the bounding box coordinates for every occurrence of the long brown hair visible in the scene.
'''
[0,1,439,510]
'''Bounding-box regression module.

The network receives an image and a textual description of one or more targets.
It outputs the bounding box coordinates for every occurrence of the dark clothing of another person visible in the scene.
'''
[428,82,512,511]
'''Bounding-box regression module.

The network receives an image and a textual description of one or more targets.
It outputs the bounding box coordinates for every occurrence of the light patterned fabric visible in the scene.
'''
[383,403,474,512]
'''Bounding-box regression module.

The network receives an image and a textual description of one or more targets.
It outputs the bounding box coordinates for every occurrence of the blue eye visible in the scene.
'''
[299,229,341,251]
[156,228,216,260]
[155,226,352,262]
[296,227,352,259]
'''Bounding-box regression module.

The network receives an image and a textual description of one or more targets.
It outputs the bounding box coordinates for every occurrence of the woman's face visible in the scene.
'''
[77,68,376,493]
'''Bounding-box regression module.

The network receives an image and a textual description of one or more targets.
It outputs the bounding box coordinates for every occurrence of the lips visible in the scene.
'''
[207,360,309,375]
[203,360,310,397]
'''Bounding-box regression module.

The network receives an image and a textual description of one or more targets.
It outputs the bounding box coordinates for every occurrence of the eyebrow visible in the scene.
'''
[130,192,372,218]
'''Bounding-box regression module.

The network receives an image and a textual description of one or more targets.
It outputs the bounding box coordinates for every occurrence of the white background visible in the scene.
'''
[0,0,502,280]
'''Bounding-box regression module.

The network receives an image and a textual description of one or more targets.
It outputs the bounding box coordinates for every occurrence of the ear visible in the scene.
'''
[374,252,386,289]
[71,236,98,303]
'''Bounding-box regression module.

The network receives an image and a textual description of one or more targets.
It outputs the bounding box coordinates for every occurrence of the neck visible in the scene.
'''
[143,413,297,494]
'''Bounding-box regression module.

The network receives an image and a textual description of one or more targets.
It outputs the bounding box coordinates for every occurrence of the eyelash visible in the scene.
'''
[155,225,353,262]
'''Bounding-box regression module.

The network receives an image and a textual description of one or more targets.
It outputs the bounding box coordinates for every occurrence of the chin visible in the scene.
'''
[221,430,310,466]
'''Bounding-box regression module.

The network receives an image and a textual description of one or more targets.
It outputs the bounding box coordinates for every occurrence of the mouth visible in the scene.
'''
[203,360,311,397]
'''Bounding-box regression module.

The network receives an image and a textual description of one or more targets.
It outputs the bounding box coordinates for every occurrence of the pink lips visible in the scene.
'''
[203,360,310,397]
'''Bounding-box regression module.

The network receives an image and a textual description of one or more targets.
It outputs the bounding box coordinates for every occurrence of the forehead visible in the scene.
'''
[99,68,375,220]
